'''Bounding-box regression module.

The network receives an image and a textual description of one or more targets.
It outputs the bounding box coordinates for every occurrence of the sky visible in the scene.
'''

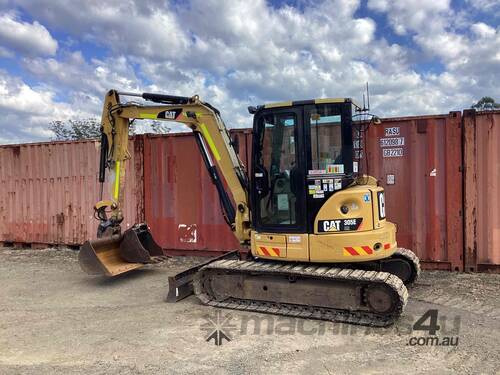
[0,0,498,144]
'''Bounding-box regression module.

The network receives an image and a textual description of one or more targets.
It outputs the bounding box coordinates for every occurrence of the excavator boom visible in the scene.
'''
[79,90,251,276]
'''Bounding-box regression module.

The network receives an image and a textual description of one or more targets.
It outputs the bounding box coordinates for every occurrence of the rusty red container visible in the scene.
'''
[358,112,464,271]
[2,110,498,274]
[143,134,244,255]
[463,110,500,272]
[231,114,465,270]
[0,138,144,246]
[143,113,465,271]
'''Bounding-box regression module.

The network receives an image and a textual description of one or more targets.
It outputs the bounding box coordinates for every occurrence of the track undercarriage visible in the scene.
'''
[168,248,420,327]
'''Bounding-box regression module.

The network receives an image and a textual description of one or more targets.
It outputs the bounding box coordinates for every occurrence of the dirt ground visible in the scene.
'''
[0,248,498,375]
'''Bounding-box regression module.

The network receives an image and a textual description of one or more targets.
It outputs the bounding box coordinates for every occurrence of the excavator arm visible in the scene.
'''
[98,90,251,242]
[78,90,251,277]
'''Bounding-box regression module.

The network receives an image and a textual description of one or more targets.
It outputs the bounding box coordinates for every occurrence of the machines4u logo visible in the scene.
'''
[200,310,237,346]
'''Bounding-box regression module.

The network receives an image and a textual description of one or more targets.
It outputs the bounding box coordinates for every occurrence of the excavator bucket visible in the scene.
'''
[78,224,166,277]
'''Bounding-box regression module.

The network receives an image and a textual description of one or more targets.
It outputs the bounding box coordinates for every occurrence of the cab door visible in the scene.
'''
[251,107,307,234]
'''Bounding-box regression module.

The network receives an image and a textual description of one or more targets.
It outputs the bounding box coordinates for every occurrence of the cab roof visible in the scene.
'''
[263,98,361,109]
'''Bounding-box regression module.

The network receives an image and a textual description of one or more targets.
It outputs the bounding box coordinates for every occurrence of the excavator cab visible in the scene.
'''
[250,99,355,235]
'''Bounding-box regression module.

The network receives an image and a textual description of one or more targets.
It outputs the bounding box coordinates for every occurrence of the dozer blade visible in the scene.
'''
[78,223,167,277]
[166,250,240,302]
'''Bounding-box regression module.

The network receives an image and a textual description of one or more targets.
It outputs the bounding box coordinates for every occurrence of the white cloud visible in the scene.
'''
[0,0,498,144]
[471,22,496,38]
[367,0,451,35]
[0,12,57,56]
[465,0,500,12]
[23,51,142,96]
[0,70,94,143]
[414,32,468,61]
[365,0,499,107]
[14,0,188,61]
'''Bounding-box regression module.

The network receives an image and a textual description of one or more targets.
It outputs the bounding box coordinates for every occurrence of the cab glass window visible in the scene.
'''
[309,105,342,170]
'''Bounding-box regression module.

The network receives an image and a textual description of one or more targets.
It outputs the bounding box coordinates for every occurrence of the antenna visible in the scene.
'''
[366,82,370,111]
[362,93,366,111]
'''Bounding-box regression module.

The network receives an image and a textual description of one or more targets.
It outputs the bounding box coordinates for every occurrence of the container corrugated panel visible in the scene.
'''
[0,113,467,271]
[143,134,242,254]
[231,115,464,270]
[0,138,143,246]
[356,112,464,270]
[464,110,500,272]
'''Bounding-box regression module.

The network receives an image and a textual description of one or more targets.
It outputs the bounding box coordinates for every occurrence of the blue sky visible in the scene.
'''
[0,0,498,143]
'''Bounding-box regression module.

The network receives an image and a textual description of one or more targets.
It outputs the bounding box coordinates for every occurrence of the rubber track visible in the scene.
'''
[393,248,421,286]
[194,260,409,327]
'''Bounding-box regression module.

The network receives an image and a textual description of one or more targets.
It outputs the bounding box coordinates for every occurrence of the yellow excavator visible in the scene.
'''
[79,90,420,326]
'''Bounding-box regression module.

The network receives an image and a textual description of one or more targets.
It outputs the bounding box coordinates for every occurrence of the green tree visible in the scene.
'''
[150,120,171,134]
[49,118,102,140]
[49,118,171,141]
[472,97,500,111]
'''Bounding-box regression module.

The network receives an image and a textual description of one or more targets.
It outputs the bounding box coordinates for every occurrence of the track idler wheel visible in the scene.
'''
[380,248,421,286]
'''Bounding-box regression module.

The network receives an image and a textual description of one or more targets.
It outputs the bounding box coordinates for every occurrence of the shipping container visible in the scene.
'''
[463,110,500,272]
[227,114,465,270]
[355,112,464,271]
[143,134,243,255]
[1,111,498,273]
[0,138,144,246]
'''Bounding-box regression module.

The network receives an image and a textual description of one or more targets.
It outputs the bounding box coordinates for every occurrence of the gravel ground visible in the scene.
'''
[0,247,498,374]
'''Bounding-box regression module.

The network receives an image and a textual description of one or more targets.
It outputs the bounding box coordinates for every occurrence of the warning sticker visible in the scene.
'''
[288,235,301,243]
[327,164,344,174]
[334,179,342,190]
[309,170,326,175]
